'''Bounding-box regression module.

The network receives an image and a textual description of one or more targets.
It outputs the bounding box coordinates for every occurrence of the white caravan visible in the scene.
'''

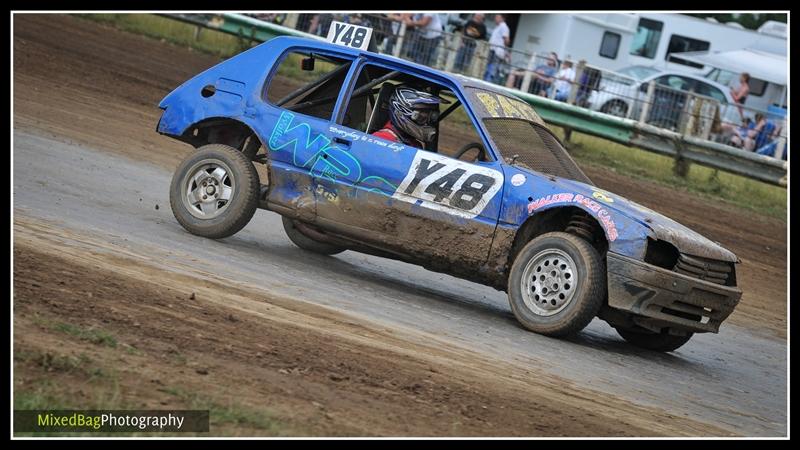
[510,13,786,73]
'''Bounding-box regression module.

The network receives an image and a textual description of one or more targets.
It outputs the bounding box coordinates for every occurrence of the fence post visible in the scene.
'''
[679,92,694,134]
[283,13,299,29]
[393,22,406,58]
[568,60,584,105]
[639,80,656,123]
[684,95,698,136]
[548,79,558,99]
[471,41,489,79]
[672,137,690,178]
[775,120,787,159]
[444,34,460,73]
[520,52,537,93]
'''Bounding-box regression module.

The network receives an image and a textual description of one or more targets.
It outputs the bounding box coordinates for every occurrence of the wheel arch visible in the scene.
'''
[175,117,263,151]
[507,205,610,273]
[601,98,630,114]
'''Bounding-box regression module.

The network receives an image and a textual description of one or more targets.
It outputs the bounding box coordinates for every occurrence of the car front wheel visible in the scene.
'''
[508,232,606,337]
[615,328,693,352]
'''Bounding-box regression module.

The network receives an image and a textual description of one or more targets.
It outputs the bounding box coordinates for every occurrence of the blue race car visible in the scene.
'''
[156,31,742,352]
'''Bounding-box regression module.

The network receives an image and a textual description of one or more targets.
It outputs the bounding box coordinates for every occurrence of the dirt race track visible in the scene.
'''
[13,15,787,436]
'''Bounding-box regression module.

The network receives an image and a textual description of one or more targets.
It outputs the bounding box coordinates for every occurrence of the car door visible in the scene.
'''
[254,48,356,223]
[649,75,694,127]
[313,59,504,268]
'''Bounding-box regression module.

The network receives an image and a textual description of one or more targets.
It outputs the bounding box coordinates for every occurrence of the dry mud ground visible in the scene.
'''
[12,14,787,436]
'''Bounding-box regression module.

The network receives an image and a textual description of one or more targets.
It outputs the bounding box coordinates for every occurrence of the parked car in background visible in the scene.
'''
[589,68,740,131]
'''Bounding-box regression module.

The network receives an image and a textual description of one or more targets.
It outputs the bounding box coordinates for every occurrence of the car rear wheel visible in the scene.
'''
[616,328,693,352]
[282,216,346,256]
[169,144,259,239]
[508,232,606,337]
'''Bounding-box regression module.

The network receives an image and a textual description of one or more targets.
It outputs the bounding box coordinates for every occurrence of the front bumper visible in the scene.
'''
[606,252,742,333]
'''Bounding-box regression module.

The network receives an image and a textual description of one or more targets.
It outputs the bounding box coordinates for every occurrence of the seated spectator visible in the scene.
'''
[722,117,754,148]
[529,52,559,96]
[731,113,777,152]
[755,140,785,159]
[553,59,576,102]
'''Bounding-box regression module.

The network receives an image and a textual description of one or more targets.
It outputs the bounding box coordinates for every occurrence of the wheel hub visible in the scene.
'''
[182,160,234,219]
[521,249,577,316]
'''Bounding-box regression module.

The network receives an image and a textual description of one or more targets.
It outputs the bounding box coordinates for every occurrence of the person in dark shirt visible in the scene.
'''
[454,13,487,73]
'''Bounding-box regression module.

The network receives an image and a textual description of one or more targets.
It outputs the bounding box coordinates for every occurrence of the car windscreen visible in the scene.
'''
[481,118,592,184]
[618,65,660,80]
[464,86,591,183]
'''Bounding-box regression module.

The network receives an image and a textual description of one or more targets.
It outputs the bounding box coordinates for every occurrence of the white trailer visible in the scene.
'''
[510,13,786,73]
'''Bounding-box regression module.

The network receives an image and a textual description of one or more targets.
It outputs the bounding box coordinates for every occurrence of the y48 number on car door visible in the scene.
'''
[393,152,503,219]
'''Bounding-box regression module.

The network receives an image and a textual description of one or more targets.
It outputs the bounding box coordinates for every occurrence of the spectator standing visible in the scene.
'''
[405,13,444,67]
[483,14,510,83]
[383,13,407,55]
[730,72,751,121]
[553,59,576,101]
[454,13,487,73]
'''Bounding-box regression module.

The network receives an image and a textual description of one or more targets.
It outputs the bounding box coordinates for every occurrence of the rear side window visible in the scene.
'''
[656,75,693,92]
[748,78,767,97]
[695,82,727,103]
[264,50,353,121]
[599,32,621,59]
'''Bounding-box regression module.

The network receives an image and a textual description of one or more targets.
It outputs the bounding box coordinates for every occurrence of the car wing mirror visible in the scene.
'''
[301,55,315,71]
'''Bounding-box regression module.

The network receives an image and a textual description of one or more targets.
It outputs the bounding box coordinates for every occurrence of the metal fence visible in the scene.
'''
[255,12,787,161]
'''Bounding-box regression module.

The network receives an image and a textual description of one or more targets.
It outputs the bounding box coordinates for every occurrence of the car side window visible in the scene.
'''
[695,82,727,103]
[655,75,691,92]
[341,63,490,162]
[264,50,354,121]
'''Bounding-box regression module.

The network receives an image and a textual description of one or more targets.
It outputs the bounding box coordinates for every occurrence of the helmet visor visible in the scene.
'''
[410,108,439,126]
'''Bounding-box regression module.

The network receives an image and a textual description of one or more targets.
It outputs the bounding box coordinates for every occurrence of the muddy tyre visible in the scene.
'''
[508,232,605,337]
[169,144,259,239]
[282,216,345,256]
[616,328,693,352]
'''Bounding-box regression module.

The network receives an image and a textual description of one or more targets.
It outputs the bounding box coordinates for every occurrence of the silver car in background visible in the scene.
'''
[588,66,740,130]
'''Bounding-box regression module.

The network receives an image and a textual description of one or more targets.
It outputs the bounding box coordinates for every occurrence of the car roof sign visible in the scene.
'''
[326,21,373,52]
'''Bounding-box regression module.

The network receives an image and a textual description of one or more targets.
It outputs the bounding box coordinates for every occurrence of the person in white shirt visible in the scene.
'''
[405,13,444,66]
[483,14,510,83]
[553,59,576,101]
